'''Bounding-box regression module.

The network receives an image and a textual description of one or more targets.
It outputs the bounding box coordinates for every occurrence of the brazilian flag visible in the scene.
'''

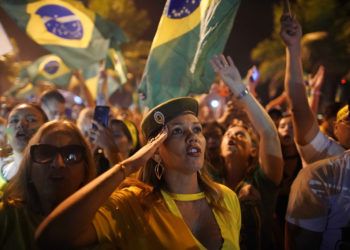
[21,54,72,87]
[139,0,241,108]
[105,48,128,85]
[1,0,126,69]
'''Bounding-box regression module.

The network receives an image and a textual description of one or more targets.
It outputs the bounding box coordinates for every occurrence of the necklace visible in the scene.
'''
[161,190,205,201]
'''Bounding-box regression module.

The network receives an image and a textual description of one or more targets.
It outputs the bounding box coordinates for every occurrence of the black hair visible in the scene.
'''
[39,89,65,105]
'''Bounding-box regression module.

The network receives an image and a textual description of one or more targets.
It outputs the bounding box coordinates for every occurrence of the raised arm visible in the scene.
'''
[89,120,122,165]
[308,65,325,115]
[73,70,95,108]
[265,91,288,111]
[211,55,283,185]
[35,128,168,249]
[280,15,319,145]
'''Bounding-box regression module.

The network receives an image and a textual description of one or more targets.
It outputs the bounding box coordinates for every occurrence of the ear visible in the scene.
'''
[152,153,161,163]
[250,146,258,158]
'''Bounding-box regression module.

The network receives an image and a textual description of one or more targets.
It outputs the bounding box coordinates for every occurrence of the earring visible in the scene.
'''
[154,161,164,180]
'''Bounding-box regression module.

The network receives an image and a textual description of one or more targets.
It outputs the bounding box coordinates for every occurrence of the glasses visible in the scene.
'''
[30,144,85,165]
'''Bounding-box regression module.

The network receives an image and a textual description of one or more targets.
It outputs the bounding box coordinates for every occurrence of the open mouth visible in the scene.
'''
[228,139,236,146]
[186,145,201,156]
[15,131,29,140]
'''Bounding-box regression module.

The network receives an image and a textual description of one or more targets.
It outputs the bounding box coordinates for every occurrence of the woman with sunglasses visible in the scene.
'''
[0,120,96,249]
[36,97,241,249]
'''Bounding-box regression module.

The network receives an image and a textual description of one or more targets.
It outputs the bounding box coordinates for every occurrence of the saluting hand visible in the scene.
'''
[123,127,168,174]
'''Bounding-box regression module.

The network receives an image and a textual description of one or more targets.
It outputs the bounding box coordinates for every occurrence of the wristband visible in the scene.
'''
[236,88,249,99]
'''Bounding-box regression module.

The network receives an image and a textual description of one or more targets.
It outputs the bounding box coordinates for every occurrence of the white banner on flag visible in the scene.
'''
[0,21,13,56]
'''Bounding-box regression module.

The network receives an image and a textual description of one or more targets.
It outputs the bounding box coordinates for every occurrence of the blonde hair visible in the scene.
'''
[3,120,96,212]
[120,159,227,214]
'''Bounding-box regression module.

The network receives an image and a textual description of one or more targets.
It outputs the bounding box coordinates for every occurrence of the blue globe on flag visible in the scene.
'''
[165,0,200,19]
[36,4,83,40]
[43,60,60,75]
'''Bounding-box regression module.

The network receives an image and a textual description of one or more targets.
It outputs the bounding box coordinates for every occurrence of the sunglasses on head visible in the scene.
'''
[30,144,85,165]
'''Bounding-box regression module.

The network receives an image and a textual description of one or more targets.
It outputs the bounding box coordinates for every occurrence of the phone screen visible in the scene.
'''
[250,66,259,82]
[93,106,110,128]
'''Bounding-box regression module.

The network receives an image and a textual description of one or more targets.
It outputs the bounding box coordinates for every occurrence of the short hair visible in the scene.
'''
[39,89,65,105]
[8,103,48,123]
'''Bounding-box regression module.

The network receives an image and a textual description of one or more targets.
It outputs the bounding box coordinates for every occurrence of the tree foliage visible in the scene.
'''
[88,0,151,79]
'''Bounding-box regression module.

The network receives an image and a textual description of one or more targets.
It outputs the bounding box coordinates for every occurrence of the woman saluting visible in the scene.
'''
[36,97,241,249]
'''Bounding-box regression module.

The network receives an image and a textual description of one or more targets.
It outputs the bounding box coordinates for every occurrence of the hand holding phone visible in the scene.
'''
[249,66,259,82]
[93,105,110,129]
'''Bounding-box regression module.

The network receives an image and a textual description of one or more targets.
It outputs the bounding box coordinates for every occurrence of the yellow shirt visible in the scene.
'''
[93,184,241,249]
[0,202,43,250]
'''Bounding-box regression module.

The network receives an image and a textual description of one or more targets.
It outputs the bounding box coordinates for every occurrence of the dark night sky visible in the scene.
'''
[135,0,279,73]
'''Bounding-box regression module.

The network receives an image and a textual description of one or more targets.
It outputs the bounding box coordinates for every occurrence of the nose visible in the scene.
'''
[52,153,66,168]
[187,130,199,144]
[17,118,28,128]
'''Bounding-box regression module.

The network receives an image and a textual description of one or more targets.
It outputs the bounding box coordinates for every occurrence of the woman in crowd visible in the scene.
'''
[0,103,48,184]
[108,118,141,159]
[202,121,226,182]
[211,55,283,250]
[0,120,96,249]
[76,107,121,175]
[36,97,241,249]
[90,117,140,175]
[274,114,302,248]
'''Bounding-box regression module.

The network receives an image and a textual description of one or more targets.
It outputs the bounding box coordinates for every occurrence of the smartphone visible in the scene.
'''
[93,105,110,128]
[250,66,259,82]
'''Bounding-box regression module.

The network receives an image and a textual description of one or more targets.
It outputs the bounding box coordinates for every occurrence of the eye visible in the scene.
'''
[65,153,78,163]
[27,116,38,123]
[193,125,202,133]
[9,118,19,124]
[235,131,245,139]
[113,132,123,138]
[171,127,183,136]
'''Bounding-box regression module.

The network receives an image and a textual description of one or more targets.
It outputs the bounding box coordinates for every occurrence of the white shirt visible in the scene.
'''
[286,150,350,249]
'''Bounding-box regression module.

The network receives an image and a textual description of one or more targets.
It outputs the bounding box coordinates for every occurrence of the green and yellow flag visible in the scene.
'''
[1,0,126,69]
[105,48,128,85]
[21,54,72,87]
[139,0,241,108]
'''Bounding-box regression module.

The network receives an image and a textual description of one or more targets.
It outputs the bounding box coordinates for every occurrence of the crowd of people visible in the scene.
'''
[0,13,349,250]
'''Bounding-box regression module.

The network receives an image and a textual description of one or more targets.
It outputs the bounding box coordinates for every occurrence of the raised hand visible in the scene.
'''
[308,65,325,92]
[210,55,243,93]
[89,121,115,149]
[280,14,302,47]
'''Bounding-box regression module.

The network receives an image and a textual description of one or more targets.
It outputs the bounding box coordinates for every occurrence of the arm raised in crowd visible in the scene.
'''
[73,70,95,108]
[280,15,319,145]
[35,128,168,249]
[308,65,325,115]
[211,55,283,185]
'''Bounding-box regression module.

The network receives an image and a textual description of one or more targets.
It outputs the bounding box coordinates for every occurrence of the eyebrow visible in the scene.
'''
[169,121,201,126]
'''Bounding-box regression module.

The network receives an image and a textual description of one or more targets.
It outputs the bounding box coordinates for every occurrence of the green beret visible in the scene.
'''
[141,97,199,140]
